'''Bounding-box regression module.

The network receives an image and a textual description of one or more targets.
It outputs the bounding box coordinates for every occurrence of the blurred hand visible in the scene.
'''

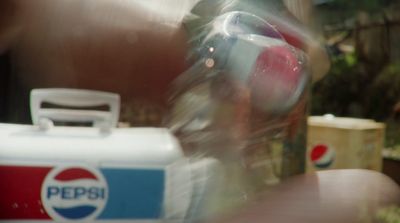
[207,170,400,223]
[1,0,194,105]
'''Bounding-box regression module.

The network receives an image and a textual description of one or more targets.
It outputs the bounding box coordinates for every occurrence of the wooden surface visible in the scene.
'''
[207,170,400,223]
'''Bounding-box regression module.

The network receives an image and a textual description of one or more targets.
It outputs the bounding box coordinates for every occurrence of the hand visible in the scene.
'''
[1,0,191,105]
[207,170,400,223]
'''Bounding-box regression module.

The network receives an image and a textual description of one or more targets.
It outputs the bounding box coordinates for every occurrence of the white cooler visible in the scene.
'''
[0,89,220,223]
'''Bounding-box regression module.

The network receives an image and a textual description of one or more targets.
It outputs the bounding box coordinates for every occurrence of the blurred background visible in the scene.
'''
[304,0,400,184]
[262,0,400,186]
[0,0,399,222]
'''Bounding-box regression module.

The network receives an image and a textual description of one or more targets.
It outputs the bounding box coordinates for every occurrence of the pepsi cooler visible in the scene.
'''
[0,89,218,223]
[307,116,385,172]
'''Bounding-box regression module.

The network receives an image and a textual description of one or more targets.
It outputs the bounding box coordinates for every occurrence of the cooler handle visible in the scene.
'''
[30,88,120,130]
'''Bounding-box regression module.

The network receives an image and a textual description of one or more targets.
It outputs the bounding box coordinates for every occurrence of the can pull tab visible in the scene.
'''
[30,88,120,132]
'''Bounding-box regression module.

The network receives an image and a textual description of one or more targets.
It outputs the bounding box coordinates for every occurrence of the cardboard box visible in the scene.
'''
[307,116,385,172]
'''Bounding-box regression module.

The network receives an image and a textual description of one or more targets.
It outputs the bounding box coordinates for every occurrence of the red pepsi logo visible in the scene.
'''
[310,144,335,169]
[41,166,108,221]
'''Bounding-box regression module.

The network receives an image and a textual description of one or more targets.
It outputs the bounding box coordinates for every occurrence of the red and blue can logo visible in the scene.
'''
[310,144,335,169]
[41,166,108,221]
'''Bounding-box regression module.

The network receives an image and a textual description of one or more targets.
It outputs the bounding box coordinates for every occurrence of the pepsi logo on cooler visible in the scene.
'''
[310,144,335,169]
[41,166,108,221]
[0,164,166,222]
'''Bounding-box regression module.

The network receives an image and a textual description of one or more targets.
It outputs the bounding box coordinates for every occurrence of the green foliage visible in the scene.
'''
[368,63,400,119]
[329,0,385,12]
[311,52,362,117]
[312,52,400,118]
[322,0,392,14]
[311,53,400,147]
[316,0,391,25]
[368,63,400,147]
[386,121,400,148]
[376,205,400,223]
